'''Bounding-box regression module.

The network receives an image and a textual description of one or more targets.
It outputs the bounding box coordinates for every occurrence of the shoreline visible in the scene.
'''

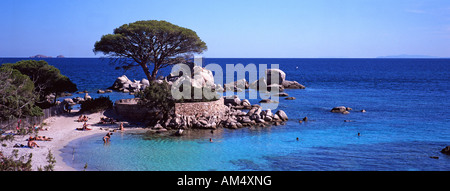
[0,110,132,171]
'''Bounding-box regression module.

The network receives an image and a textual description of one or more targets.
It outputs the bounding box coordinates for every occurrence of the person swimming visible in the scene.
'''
[119,122,124,131]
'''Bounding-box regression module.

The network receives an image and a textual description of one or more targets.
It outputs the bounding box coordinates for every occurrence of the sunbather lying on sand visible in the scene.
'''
[76,122,92,131]
[34,136,53,141]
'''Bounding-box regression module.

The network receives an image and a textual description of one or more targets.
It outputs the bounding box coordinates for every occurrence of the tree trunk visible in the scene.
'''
[139,62,153,81]
[151,68,159,81]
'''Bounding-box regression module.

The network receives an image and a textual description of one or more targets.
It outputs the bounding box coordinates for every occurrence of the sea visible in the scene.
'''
[1,58,449,171]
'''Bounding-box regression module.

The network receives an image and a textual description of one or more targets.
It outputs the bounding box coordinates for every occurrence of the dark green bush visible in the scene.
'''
[136,81,175,118]
[80,96,113,113]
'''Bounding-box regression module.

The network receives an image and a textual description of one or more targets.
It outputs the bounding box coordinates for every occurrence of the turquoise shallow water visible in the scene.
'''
[2,58,449,171]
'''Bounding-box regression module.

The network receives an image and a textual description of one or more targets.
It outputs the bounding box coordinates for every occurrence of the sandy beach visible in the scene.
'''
[0,110,122,171]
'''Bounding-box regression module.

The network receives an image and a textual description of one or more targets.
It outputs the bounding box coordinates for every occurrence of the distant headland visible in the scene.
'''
[30,54,65,58]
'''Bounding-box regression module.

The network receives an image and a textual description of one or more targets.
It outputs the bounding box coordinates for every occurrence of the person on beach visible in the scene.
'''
[27,138,40,148]
[76,122,91,131]
[33,123,39,130]
[35,136,53,141]
[78,115,83,122]
[103,132,112,143]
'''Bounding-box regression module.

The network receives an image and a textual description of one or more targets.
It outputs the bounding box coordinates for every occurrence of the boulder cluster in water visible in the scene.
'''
[149,98,288,132]
[107,67,306,94]
[107,65,303,131]
[330,106,366,114]
[217,69,305,93]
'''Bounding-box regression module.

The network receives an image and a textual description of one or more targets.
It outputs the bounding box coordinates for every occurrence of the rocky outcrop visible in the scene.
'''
[170,65,216,91]
[275,110,288,121]
[282,80,306,89]
[249,77,268,90]
[273,92,289,97]
[248,69,305,91]
[109,75,148,93]
[223,95,252,109]
[223,79,249,92]
[441,146,450,155]
[157,105,289,130]
[331,106,352,114]
[116,97,289,130]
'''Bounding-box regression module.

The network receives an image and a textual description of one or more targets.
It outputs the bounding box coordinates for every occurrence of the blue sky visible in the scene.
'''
[1,0,449,58]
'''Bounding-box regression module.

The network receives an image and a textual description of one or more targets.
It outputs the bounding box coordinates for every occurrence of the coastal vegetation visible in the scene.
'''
[0,67,42,121]
[80,96,113,113]
[94,20,207,81]
[0,150,33,171]
[135,81,175,119]
[1,60,77,107]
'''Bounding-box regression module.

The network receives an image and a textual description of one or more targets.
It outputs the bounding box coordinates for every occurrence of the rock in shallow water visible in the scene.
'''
[441,146,450,155]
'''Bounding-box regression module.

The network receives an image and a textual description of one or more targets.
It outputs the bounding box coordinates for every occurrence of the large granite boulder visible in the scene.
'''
[249,69,305,91]
[331,106,347,113]
[266,69,286,85]
[224,79,249,92]
[192,66,215,89]
[249,77,267,90]
[331,106,352,114]
[109,75,147,93]
[275,110,288,121]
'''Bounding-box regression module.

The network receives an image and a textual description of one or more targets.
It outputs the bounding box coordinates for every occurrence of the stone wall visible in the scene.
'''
[114,97,227,121]
[174,97,227,117]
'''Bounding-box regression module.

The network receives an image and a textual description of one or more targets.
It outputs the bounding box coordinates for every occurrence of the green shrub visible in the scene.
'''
[136,81,175,118]
[0,67,43,120]
[0,150,32,171]
[80,96,113,113]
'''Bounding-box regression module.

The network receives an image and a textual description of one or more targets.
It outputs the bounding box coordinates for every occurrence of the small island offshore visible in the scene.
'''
[29,54,65,58]
[1,1,449,176]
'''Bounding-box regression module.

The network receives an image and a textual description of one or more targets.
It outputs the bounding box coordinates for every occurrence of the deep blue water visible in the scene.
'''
[1,58,449,171]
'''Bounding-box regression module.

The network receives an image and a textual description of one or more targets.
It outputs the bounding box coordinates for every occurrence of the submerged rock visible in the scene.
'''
[259,99,278,103]
[273,92,289,97]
